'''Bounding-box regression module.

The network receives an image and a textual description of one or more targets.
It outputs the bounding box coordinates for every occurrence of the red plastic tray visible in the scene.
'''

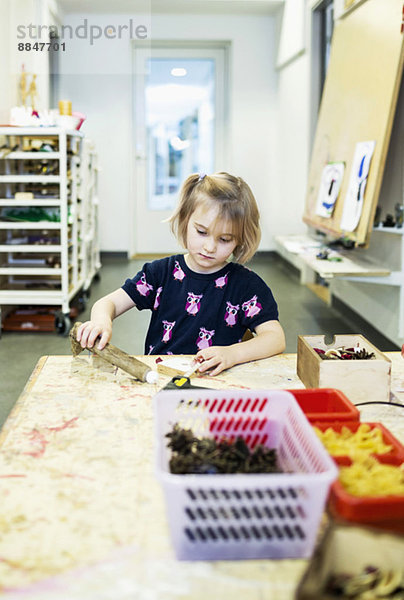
[328,456,404,533]
[287,388,359,423]
[313,421,404,465]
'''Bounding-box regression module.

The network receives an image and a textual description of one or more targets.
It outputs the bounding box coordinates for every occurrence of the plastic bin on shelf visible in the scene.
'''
[287,388,360,423]
[153,389,338,561]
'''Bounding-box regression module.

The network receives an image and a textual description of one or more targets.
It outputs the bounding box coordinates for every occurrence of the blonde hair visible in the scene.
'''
[169,172,261,264]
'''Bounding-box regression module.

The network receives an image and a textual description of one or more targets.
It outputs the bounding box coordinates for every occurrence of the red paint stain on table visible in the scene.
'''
[24,429,48,457]
[46,417,79,432]
[23,417,79,457]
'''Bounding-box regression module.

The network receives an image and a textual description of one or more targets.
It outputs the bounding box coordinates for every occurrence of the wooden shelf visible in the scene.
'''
[301,250,390,279]
[373,225,404,235]
[275,235,390,280]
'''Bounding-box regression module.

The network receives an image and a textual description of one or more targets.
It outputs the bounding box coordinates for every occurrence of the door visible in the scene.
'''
[132,42,229,255]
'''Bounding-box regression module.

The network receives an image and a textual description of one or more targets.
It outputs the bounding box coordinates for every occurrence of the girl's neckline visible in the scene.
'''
[178,254,234,280]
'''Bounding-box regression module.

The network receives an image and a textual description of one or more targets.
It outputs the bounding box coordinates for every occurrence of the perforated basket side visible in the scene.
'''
[154,389,293,451]
[278,404,336,474]
[153,389,338,560]
[161,478,322,560]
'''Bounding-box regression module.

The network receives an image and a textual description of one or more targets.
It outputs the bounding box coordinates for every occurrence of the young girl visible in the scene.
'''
[76,172,285,376]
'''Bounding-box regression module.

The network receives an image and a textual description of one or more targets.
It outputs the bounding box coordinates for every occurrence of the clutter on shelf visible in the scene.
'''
[0,127,100,335]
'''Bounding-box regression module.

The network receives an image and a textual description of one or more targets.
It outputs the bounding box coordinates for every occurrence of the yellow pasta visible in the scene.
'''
[338,457,404,497]
[313,423,393,457]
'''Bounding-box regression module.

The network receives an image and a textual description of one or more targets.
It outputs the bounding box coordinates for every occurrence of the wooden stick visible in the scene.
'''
[69,322,158,384]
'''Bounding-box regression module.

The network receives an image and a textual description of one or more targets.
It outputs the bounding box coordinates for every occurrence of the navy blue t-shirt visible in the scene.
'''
[122,254,279,355]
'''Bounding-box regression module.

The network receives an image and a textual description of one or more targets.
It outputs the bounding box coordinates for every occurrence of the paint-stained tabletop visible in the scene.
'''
[0,352,403,599]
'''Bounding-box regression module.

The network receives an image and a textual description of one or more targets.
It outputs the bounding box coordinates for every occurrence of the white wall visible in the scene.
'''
[273,51,310,237]
[0,0,13,123]
[0,0,62,118]
[272,1,312,240]
[59,12,283,253]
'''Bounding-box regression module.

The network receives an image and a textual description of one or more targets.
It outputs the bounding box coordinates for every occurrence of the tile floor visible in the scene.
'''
[0,252,399,428]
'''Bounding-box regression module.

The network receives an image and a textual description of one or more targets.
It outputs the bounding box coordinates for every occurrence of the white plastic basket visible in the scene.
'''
[154,389,338,561]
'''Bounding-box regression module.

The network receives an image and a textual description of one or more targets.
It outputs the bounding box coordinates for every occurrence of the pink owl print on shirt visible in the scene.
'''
[173,261,186,281]
[162,320,175,343]
[136,273,153,296]
[196,327,215,349]
[185,292,203,316]
[153,286,163,310]
[148,345,154,354]
[242,295,262,318]
[215,272,229,288]
[224,301,239,327]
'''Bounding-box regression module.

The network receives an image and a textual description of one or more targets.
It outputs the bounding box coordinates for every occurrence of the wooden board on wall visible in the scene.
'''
[304,0,404,246]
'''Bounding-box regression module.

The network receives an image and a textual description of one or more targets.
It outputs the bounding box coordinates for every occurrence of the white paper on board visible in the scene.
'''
[340,141,376,232]
[315,162,345,218]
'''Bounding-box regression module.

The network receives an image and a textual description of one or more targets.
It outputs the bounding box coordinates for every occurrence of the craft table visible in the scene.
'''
[0,352,403,599]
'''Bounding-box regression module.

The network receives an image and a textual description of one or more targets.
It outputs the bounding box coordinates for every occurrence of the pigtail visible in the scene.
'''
[235,176,261,263]
[168,173,200,247]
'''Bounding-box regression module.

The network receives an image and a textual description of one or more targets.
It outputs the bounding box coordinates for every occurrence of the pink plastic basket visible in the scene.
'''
[154,389,338,561]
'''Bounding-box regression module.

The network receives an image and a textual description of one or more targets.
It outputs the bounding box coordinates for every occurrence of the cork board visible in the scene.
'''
[304,0,404,246]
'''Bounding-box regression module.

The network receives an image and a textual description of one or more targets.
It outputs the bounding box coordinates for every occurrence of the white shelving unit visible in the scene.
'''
[332,223,404,343]
[275,223,404,346]
[78,138,101,293]
[0,127,100,334]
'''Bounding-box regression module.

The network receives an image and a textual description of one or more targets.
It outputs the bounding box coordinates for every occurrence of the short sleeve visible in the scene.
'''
[238,270,279,332]
[121,261,159,311]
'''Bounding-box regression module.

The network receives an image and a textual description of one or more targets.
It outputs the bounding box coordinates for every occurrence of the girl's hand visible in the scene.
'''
[194,320,286,376]
[75,289,134,351]
[195,346,237,377]
[76,319,112,351]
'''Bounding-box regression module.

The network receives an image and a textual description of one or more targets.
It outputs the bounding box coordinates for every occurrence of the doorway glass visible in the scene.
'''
[132,43,228,255]
[145,58,215,211]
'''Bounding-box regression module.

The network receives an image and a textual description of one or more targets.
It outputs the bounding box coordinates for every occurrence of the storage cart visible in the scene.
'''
[0,127,100,335]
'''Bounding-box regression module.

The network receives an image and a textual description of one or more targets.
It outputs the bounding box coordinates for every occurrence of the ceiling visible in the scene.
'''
[57,0,284,16]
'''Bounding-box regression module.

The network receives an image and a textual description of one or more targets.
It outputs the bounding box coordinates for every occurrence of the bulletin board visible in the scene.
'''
[303,0,404,246]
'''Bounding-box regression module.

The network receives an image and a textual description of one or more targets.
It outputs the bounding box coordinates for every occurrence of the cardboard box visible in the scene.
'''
[297,334,391,404]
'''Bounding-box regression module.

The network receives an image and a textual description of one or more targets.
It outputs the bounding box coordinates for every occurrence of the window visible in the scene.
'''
[144,57,216,210]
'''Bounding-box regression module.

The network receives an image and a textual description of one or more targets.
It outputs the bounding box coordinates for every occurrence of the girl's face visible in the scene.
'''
[185,201,238,273]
